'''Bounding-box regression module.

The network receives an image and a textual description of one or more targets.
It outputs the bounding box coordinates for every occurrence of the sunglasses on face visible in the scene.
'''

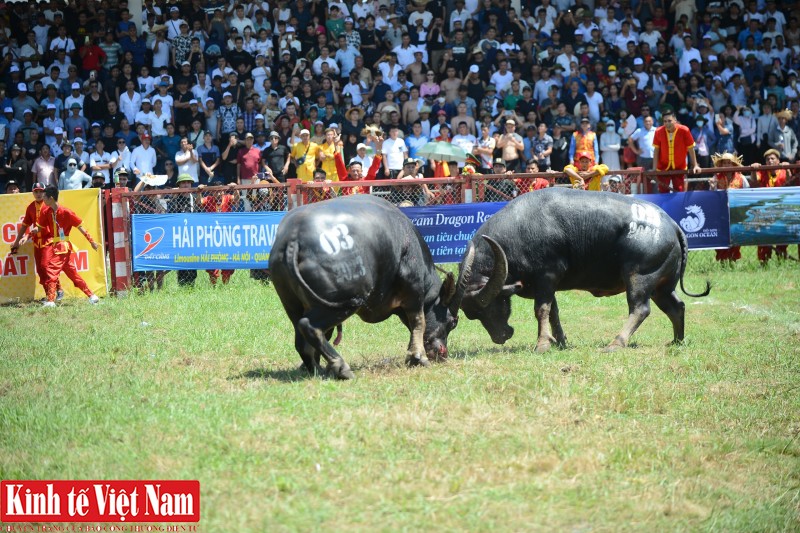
[69,163,77,167]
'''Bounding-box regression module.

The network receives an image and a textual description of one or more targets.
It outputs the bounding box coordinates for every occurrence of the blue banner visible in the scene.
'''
[131,212,285,271]
[402,203,506,263]
[637,191,730,249]
[728,187,800,246]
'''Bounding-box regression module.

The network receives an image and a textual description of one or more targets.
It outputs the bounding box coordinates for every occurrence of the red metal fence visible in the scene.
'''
[107,164,800,294]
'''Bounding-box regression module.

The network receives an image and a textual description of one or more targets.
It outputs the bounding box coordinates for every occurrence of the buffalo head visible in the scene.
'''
[422,243,476,361]
[459,236,522,344]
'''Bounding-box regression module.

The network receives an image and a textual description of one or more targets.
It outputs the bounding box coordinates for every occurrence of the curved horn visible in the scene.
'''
[472,235,508,308]
[446,242,475,315]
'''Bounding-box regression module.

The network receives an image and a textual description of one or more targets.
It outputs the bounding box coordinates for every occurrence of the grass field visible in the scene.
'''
[1,250,799,531]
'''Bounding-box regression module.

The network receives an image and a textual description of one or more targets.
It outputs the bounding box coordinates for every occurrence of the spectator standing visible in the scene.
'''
[175,137,199,183]
[496,119,524,171]
[381,125,408,178]
[197,132,221,185]
[130,133,157,178]
[652,110,702,193]
[768,110,798,162]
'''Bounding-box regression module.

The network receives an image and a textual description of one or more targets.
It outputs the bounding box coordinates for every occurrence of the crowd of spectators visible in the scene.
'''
[0,0,799,199]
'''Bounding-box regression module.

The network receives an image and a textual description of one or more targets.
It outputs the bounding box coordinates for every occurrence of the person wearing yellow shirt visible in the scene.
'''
[290,129,319,182]
[563,151,609,191]
[317,127,339,181]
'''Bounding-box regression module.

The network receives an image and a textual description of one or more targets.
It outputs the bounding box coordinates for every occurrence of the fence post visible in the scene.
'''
[108,188,131,297]
[463,174,473,203]
[288,179,301,209]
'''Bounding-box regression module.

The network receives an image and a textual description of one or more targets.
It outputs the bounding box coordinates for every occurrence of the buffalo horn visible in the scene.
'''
[472,236,508,308]
[448,241,475,315]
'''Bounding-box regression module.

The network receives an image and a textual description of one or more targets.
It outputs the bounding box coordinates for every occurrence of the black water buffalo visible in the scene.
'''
[457,187,711,351]
[269,195,472,379]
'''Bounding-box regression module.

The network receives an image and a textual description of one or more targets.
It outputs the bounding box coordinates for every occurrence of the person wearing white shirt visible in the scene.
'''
[135,99,155,131]
[451,123,477,169]
[450,0,471,32]
[130,134,158,177]
[678,38,702,78]
[58,158,92,190]
[639,21,661,50]
[599,119,622,171]
[381,126,408,177]
[613,22,638,55]
[342,76,367,106]
[119,82,143,124]
[312,47,340,76]
[555,45,578,75]
[575,17,599,42]
[150,31,171,69]
[89,140,113,184]
[110,140,132,176]
[175,137,199,182]
[489,61,514,95]
[408,8,433,30]
[535,0,558,24]
[165,9,187,41]
[392,37,420,69]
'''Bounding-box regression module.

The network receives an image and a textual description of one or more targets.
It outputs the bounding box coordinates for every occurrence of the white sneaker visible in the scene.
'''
[42,301,56,308]
[56,290,64,302]
[89,294,99,304]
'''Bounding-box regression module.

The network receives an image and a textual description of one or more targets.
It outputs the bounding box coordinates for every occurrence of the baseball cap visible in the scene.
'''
[142,98,151,104]
[17,82,26,91]
[469,65,479,74]
[580,117,590,123]
[32,182,46,191]
[181,61,190,66]
[245,132,254,139]
[23,109,32,115]
[356,143,367,151]
[403,157,416,166]
[9,65,19,72]
[71,82,81,90]
[255,113,264,120]
[170,6,179,11]
[92,171,105,179]
[189,99,198,105]
[91,122,101,128]
[141,132,151,139]
[70,102,81,109]
[437,110,447,116]
[329,122,339,130]
[493,158,506,166]
[73,137,84,144]
[269,131,280,138]
[505,119,515,125]
[223,91,232,98]
[3,106,11,113]
[53,126,63,135]
[633,58,644,66]
[46,103,56,110]
[300,129,310,135]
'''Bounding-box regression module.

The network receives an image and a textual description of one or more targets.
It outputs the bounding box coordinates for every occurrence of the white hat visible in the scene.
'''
[139,173,169,186]
[170,6,179,12]
[3,106,11,113]
[71,82,81,90]
[46,103,56,110]
[357,143,367,150]
[329,122,339,129]
[54,126,63,134]
[469,65,479,73]
[189,99,198,104]
[73,137,84,143]
[142,98,151,103]
[300,128,310,135]
[255,113,264,120]
[633,58,644,66]
[23,108,32,114]
[708,55,718,62]
[9,65,19,72]
[223,91,232,98]
[17,82,26,91]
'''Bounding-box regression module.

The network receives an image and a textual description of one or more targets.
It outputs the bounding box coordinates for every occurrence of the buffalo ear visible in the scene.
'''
[439,271,457,305]
[500,282,523,297]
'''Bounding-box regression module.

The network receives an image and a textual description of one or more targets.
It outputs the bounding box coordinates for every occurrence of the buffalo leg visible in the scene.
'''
[404,308,430,367]
[549,296,567,348]
[534,295,558,353]
[295,328,322,375]
[605,285,651,351]
[297,310,355,380]
[651,289,686,344]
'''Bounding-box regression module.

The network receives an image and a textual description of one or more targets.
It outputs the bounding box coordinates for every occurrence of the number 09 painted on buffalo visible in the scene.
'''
[319,224,355,255]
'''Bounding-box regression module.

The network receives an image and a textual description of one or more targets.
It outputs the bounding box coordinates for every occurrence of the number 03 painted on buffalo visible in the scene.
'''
[319,224,355,255]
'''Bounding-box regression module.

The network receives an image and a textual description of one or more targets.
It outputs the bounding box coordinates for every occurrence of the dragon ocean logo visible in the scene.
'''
[137,227,165,257]
[679,205,706,233]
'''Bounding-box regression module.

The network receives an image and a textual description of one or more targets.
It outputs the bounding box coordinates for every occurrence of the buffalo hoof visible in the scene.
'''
[668,339,685,347]
[601,343,625,353]
[534,342,551,353]
[328,360,355,380]
[405,353,430,367]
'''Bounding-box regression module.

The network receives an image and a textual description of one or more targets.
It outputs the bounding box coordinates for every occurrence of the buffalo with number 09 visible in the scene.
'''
[455,187,711,352]
[269,195,473,379]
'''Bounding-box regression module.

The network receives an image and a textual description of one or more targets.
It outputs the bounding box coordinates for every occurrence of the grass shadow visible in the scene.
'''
[233,367,312,383]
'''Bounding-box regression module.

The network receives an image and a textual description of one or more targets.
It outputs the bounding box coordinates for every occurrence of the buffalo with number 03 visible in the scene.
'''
[269,195,473,379]
[455,187,711,352]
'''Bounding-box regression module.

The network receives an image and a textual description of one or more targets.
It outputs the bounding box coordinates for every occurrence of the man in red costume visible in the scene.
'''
[710,153,747,263]
[34,186,100,307]
[652,109,702,193]
[9,182,63,301]
[752,148,794,263]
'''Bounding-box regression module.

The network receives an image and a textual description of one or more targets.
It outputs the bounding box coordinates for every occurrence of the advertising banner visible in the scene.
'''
[637,190,730,249]
[0,188,107,303]
[131,211,285,271]
[402,203,505,263]
[728,187,800,246]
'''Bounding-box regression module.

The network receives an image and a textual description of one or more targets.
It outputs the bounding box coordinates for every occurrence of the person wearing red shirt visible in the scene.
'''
[9,182,63,300]
[752,148,793,263]
[333,134,384,195]
[652,109,701,193]
[199,180,240,285]
[34,186,100,307]
[236,132,262,186]
[78,36,107,76]
[709,153,747,263]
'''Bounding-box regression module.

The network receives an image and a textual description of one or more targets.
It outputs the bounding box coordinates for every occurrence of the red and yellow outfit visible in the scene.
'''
[333,152,383,195]
[36,205,94,302]
[653,124,695,193]
[713,171,746,262]
[201,193,236,284]
[22,199,61,292]
[514,177,551,193]
[757,168,790,262]
[564,162,610,191]
[572,131,597,164]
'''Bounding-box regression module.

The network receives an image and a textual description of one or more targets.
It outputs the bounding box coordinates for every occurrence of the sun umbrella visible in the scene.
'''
[416,141,469,163]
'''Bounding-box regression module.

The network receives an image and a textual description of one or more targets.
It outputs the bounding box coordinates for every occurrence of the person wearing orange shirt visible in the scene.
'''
[652,109,702,193]
[33,186,100,307]
[752,148,793,263]
[199,180,240,285]
[9,182,63,300]
[710,152,747,263]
